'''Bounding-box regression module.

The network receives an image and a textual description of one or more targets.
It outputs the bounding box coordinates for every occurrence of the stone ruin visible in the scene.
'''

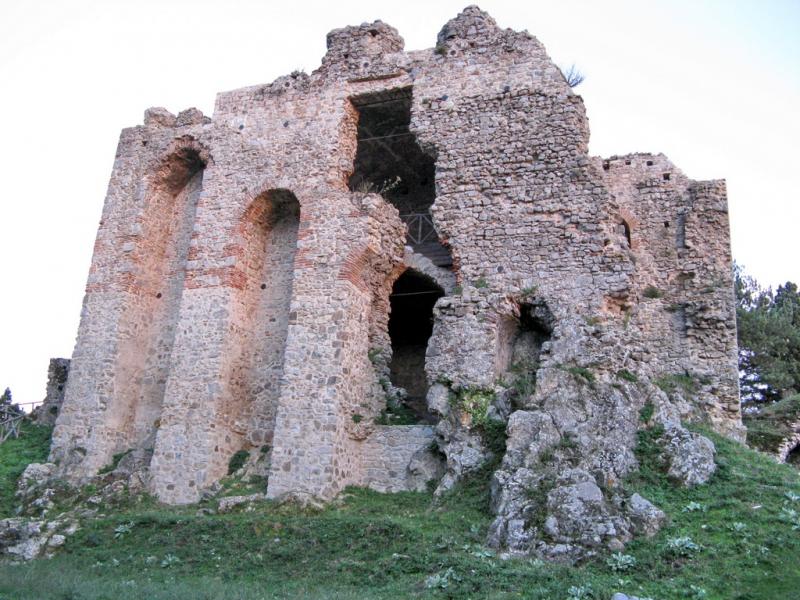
[46,6,743,560]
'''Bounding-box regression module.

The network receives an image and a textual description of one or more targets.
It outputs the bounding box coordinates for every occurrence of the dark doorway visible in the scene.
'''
[388,270,444,422]
[349,87,451,268]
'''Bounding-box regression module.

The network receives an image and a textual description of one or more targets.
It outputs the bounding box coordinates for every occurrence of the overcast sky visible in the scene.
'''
[1,0,798,405]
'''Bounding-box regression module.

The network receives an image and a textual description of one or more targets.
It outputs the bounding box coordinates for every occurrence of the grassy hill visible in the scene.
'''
[0,422,798,600]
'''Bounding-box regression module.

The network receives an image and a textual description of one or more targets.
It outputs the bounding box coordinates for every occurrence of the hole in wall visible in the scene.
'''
[497,301,554,405]
[663,173,671,181]
[348,87,452,268]
[388,269,444,422]
[619,219,632,247]
[676,213,687,249]
[646,160,654,166]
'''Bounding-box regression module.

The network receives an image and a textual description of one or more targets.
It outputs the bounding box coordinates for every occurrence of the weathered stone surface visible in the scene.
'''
[0,518,47,560]
[661,426,717,486]
[46,5,740,559]
[626,493,666,537]
[362,425,442,492]
[16,462,56,496]
[0,517,78,561]
[217,493,267,513]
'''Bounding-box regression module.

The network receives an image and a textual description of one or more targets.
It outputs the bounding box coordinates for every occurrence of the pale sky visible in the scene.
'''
[1,0,798,405]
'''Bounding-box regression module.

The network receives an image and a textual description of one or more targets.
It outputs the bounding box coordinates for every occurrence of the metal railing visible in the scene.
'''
[399,212,438,245]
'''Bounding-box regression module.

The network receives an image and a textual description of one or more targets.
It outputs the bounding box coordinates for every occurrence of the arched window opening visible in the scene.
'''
[388,270,444,422]
[619,219,632,248]
[348,87,452,268]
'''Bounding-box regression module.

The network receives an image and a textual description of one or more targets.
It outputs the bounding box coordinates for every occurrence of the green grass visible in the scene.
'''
[98,449,134,475]
[0,420,52,517]
[1,426,798,599]
[616,369,638,383]
[562,365,596,384]
[655,373,697,395]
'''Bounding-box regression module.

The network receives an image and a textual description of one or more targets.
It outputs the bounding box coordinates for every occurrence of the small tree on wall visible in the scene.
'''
[560,64,585,88]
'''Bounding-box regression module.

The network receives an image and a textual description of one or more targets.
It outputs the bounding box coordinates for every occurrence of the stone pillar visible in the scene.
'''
[267,193,405,499]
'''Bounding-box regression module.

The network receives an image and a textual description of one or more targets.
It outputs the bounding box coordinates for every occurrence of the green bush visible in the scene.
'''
[227,450,249,475]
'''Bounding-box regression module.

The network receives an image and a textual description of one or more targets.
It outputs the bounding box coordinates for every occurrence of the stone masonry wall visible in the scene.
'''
[33,358,70,427]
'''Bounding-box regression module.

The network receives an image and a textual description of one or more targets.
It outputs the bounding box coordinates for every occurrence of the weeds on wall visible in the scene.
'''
[227,450,249,475]
[2,421,799,598]
[560,365,596,385]
[98,449,134,475]
[616,369,639,383]
[449,388,495,428]
[643,286,664,299]
[654,373,698,395]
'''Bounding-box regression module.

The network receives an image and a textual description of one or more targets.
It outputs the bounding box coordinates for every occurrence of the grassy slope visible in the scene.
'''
[0,421,51,517]
[1,428,798,600]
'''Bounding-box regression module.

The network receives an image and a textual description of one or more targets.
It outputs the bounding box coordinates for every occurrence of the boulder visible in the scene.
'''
[661,426,716,486]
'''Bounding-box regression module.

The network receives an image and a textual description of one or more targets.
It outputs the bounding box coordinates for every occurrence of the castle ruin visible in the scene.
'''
[50,6,743,559]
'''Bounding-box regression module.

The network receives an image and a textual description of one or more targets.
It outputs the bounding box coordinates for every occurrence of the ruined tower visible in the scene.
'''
[51,6,742,559]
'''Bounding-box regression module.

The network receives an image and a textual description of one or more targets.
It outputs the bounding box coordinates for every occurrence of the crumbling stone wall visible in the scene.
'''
[600,154,741,438]
[50,5,741,557]
[33,359,70,427]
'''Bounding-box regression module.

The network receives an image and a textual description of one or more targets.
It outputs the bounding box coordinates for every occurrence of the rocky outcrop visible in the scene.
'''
[0,517,77,561]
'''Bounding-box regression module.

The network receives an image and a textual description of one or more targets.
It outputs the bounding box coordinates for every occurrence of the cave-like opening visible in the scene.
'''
[388,270,444,422]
